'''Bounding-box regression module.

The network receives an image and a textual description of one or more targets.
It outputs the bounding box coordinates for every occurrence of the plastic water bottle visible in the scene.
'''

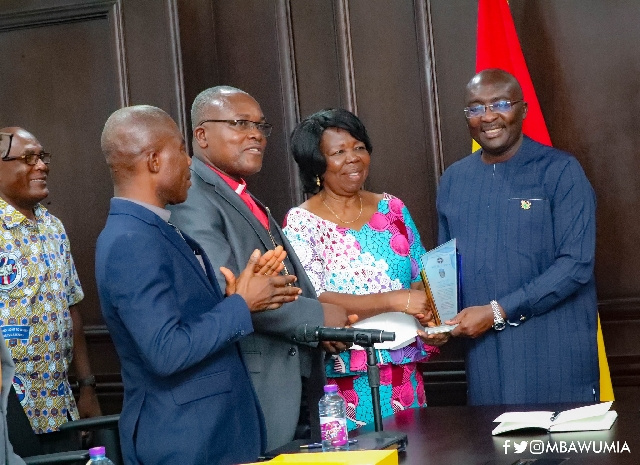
[86,446,115,465]
[319,384,349,452]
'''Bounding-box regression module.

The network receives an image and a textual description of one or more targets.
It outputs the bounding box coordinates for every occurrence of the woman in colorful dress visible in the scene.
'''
[283,108,448,431]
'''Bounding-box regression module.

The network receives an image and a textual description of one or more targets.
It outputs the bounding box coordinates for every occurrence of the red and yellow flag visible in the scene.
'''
[474,0,613,401]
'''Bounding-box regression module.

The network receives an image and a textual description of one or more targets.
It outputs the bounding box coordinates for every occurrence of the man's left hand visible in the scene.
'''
[77,386,102,418]
[446,304,494,338]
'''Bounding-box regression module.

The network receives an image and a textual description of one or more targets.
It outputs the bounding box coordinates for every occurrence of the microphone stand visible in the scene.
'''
[277,326,408,456]
[360,342,384,432]
[349,329,395,433]
[352,339,408,453]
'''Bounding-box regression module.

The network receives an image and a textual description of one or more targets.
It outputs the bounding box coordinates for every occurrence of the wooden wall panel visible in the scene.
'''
[0,0,189,414]
[346,0,438,246]
[429,0,477,170]
[0,0,123,412]
[289,1,342,117]
[123,0,187,131]
[0,2,122,329]
[511,0,640,300]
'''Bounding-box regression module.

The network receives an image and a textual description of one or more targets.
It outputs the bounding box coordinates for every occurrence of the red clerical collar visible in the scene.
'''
[205,162,270,230]
[207,164,247,195]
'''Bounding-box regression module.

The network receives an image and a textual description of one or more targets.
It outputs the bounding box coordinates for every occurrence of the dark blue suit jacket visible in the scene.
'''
[95,199,265,465]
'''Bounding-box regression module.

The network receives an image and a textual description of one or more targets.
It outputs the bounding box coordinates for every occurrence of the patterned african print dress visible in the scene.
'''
[283,193,438,431]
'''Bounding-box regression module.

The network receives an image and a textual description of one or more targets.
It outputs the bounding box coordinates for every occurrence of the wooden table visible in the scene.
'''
[351,402,639,464]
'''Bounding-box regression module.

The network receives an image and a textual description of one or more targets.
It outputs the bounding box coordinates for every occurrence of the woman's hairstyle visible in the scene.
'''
[290,108,372,194]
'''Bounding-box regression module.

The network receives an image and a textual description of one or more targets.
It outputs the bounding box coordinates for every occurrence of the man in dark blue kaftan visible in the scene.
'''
[438,69,599,405]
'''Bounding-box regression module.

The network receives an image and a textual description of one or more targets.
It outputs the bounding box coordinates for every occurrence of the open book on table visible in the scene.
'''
[491,401,617,435]
[351,239,459,350]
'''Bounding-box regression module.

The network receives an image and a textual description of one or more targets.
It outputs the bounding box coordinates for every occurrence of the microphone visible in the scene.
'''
[293,325,395,345]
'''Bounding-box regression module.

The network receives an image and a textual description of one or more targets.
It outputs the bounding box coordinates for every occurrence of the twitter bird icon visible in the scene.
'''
[514,440,528,453]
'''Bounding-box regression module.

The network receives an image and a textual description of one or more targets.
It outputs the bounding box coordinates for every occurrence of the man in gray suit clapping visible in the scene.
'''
[169,86,351,451]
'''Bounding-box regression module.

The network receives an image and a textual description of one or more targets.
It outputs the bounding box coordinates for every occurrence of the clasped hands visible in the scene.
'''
[220,246,301,311]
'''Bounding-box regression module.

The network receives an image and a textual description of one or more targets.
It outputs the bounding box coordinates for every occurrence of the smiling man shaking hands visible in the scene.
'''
[437,69,599,406]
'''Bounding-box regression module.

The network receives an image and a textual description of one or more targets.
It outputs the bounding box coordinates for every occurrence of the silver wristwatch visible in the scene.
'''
[490,300,506,331]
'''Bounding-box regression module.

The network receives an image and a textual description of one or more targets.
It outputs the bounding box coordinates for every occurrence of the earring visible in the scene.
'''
[316,175,321,187]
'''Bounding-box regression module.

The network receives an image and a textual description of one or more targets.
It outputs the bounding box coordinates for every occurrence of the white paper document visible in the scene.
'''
[351,312,422,350]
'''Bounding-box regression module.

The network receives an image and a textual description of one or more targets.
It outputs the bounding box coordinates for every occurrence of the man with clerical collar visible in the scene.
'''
[169,86,350,450]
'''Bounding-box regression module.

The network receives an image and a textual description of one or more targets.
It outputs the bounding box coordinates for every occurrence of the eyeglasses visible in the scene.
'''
[463,100,523,118]
[0,132,13,159]
[198,119,273,137]
[2,151,51,165]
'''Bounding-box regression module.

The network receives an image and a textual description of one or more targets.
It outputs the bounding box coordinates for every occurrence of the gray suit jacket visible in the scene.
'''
[169,156,325,450]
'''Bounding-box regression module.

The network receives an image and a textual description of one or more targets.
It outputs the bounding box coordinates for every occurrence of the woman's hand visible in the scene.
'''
[401,288,449,345]
[416,326,450,346]
[397,289,435,323]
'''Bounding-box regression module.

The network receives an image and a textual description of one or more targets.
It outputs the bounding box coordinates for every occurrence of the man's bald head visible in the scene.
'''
[101,105,178,183]
[0,127,39,157]
[466,68,523,102]
[190,85,249,130]
[101,105,191,206]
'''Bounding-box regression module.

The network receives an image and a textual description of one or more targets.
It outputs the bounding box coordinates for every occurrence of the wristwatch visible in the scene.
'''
[490,300,506,331]
[78,375,96,389]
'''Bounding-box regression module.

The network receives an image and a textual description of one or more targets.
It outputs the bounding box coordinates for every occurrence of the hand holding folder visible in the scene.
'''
[419,239,460,334]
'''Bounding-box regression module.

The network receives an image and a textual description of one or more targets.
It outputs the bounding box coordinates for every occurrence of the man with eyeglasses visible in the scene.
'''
[0,128,101,455]
[169,86,351,451]
[437,69,599,405]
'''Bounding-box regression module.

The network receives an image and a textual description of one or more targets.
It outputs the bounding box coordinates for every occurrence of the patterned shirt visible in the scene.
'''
[283,193,437,369]
[0,198,84,433]
[284,193,438,430]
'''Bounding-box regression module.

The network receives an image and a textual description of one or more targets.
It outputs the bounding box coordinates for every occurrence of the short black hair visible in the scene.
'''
[290,108,372,194]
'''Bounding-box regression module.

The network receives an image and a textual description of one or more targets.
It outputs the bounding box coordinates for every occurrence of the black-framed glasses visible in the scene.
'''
[198,119,273,137]
[2,150,51,165]
[464,100,523,118]
[0,132,13,159]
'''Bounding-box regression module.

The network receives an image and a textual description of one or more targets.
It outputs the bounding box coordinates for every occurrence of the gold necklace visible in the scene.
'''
[321,192,362,224]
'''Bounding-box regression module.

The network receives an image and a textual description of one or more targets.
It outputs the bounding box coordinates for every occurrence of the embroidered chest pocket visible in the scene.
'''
[504,198,552,255]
